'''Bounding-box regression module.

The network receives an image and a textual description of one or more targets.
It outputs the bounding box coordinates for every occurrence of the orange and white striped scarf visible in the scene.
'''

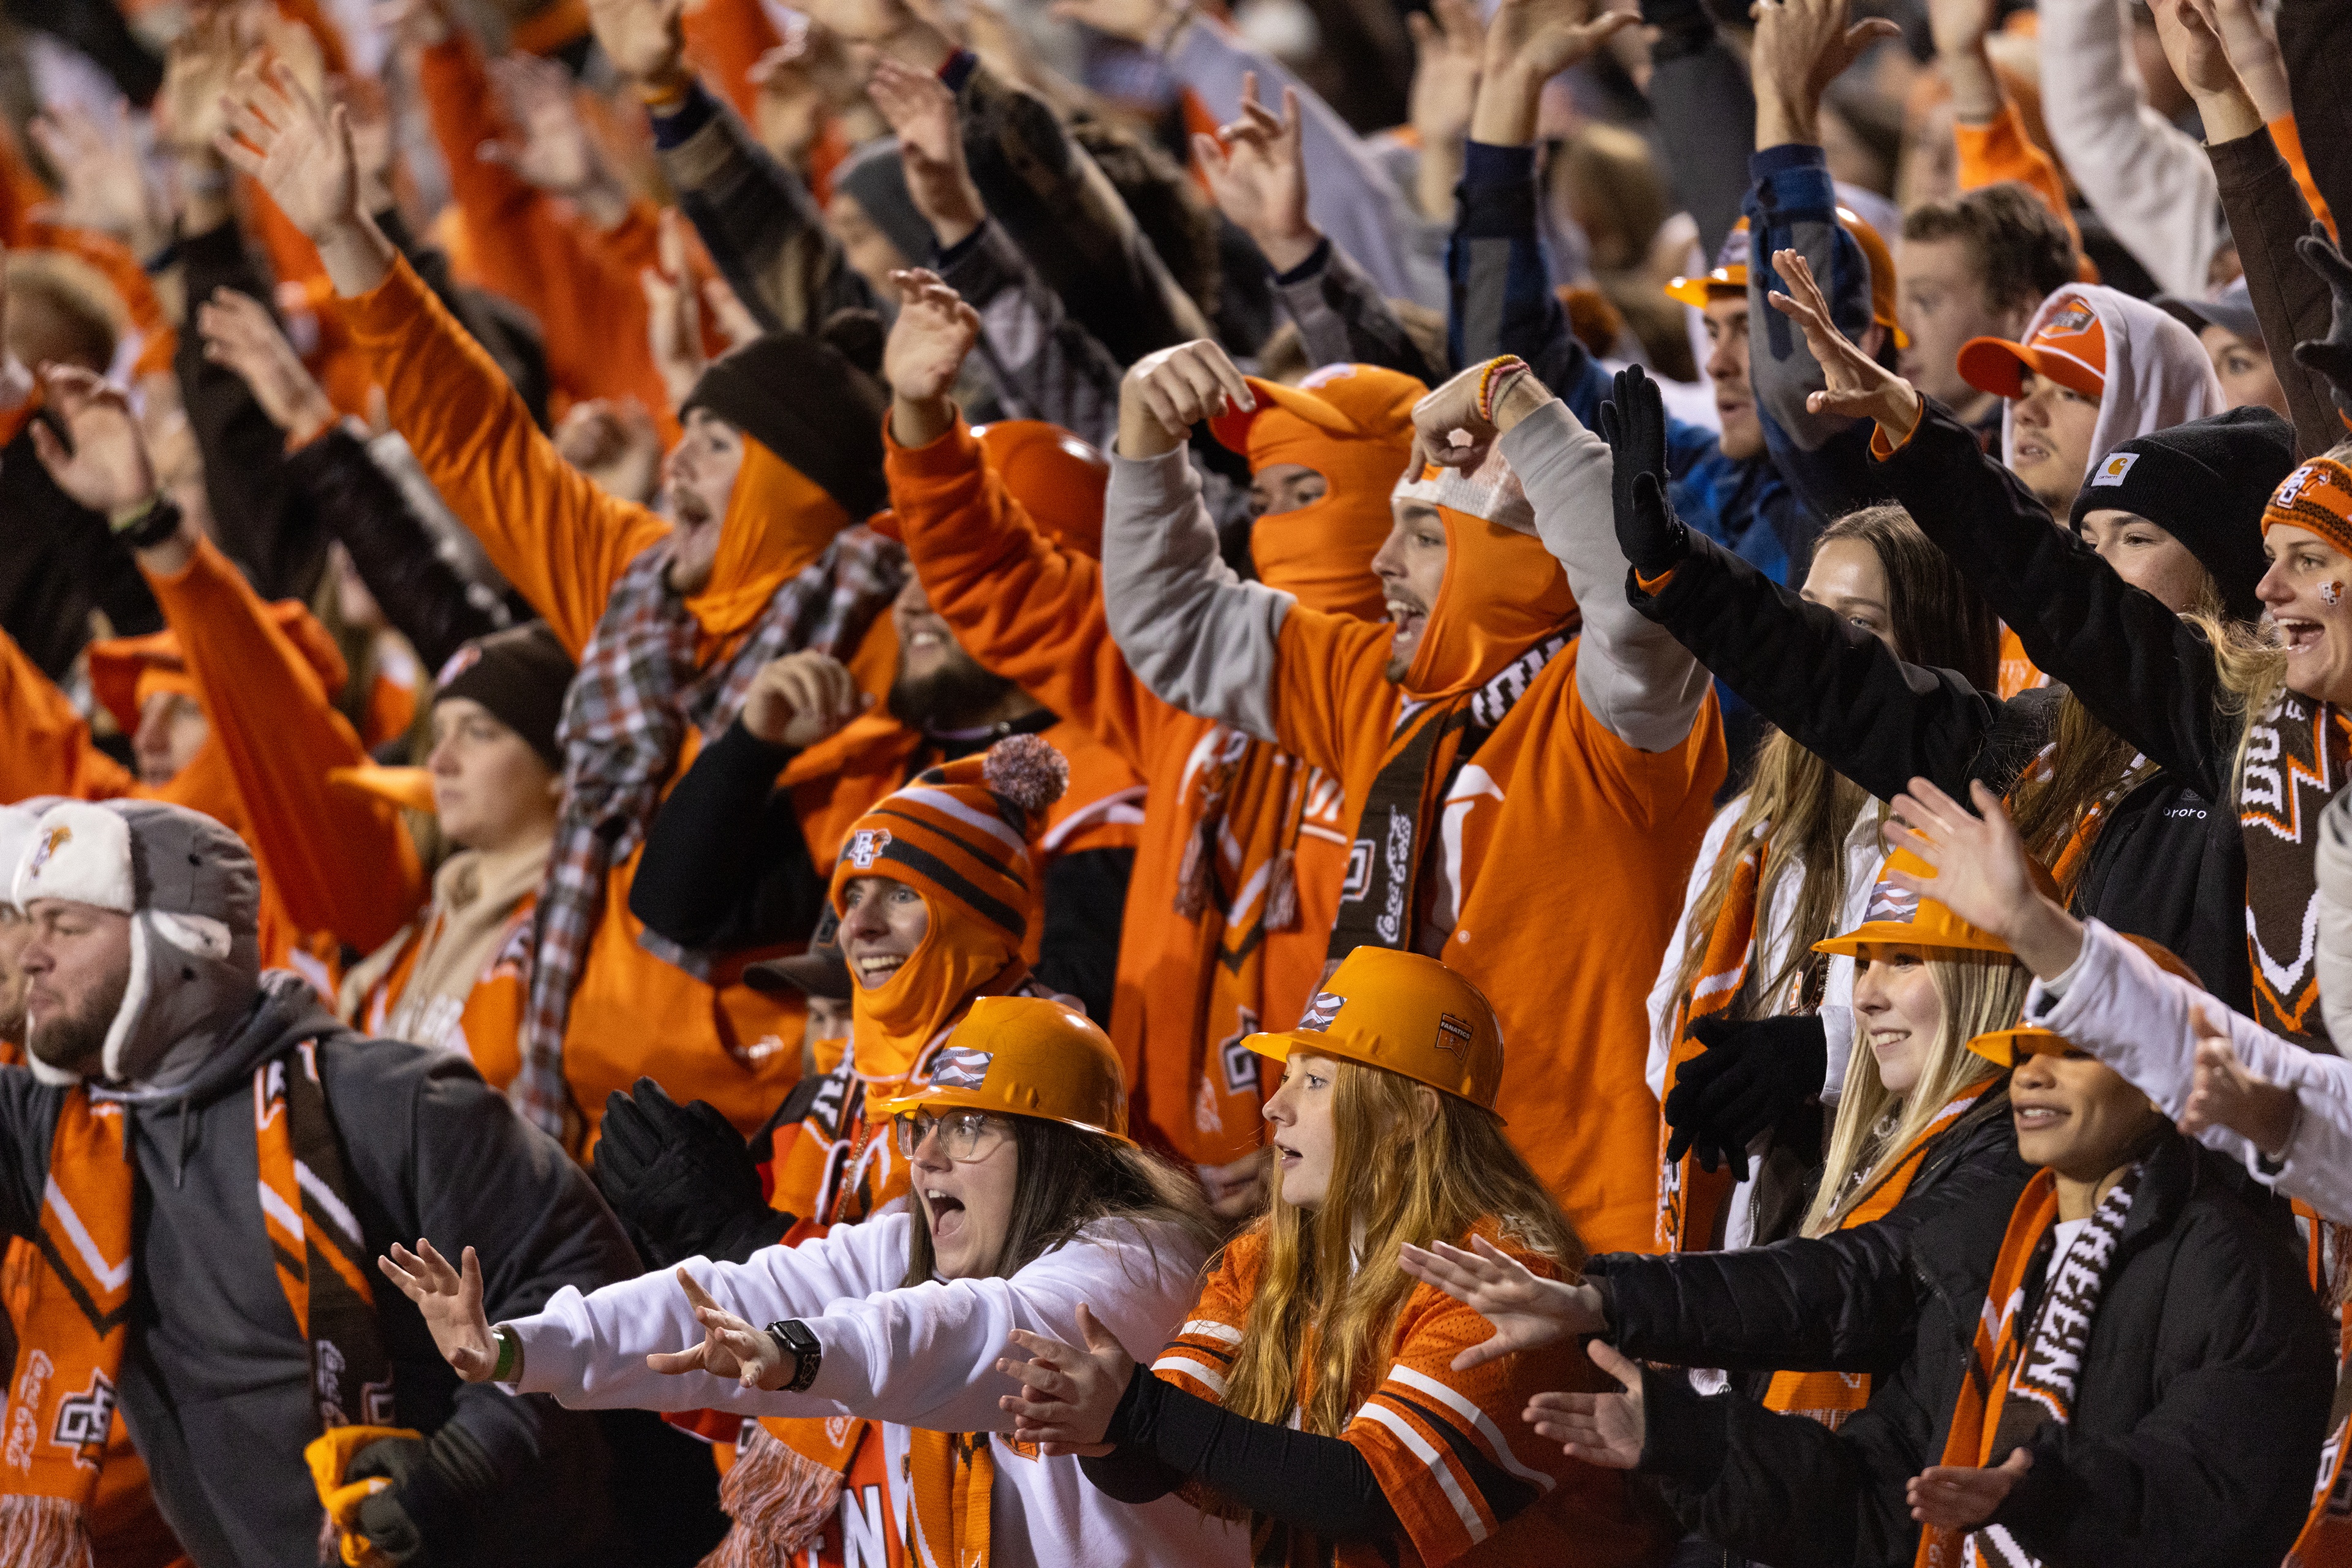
[1656,838,1763,1255]
[1763,1085,1987,1427]
[2289,1205,2352,1566]
[0,1050,398,1566]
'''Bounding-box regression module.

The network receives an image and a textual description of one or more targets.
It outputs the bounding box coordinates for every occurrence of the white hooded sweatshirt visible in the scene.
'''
[1998,283,2225,487]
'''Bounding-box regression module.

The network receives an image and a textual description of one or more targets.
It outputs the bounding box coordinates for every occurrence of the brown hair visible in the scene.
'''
[1901,184,2079,317]
[1220,1061,1580,1444]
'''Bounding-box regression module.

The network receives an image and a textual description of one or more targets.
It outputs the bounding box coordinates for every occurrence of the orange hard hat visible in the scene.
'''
[1244,947,1507,1117]
[1812,846,2055,959]
[1665,212,1907,349]
[868,995,1132,1143]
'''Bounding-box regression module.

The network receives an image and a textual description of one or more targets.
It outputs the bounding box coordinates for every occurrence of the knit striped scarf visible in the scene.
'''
[510,529,902,1139]
[2290,1204,2352,1567]
[2240,695,2350,1051]
[0,1048,398,1567]
[1916,1164,2141,1568]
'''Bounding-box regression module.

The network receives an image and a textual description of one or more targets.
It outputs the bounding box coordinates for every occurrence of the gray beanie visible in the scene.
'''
[11,799,261,1086]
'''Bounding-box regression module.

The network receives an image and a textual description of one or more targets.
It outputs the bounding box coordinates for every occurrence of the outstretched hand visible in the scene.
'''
[1472,0,1636,145]
[1597,364,1687,578]
[1195,74,1318,274]
[646,1269,796,1389]
[197,287,338,445]
[1907,1447,2032,1528]
[1524,1341,1645,1468]
[586,0,689,85]
[869,56,985,246]
[641,209,705,407]
[883,268,981,443]
[1748,0,1902,146]
[1764,248,1920,440]
[217,58,360,243]
[29,364,157,516]
[1883,776,2081,979]
[1397,1235,1605,1369]
[2180,1009,2301,1156]
[379,1240,499,1381]
[996,1303,1132,1457]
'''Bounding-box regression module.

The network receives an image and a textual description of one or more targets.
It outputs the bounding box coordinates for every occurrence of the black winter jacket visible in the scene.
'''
[1630,525,2248,1006]
[1623,1131,2330,1568]
[1870,401,2252,1010]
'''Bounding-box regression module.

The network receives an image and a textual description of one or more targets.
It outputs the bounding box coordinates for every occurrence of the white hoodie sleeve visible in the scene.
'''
[2036,0,2222,300]
[504,1213,1211,1433]
[2025,919,2352,1223]
[2314,791,2352,1048]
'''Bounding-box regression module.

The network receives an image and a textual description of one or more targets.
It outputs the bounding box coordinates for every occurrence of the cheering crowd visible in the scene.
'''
[0,0,2345,1561]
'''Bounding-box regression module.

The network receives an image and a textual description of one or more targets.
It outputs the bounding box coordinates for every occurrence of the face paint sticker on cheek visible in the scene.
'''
[2323,582,2344,607]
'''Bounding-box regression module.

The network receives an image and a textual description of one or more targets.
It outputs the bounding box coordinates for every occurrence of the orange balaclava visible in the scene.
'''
[683,437,853,642]
[1211,364,1425,620]
[826,734,1070,1086]
[1388,446,1579,701]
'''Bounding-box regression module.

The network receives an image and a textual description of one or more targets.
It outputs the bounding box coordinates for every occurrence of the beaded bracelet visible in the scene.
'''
[1475,356,1527,424]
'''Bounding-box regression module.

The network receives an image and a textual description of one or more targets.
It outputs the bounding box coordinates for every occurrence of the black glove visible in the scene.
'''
[1598,364,1688,579]
[593,1077,783,1268]
[2294,224,2352,418]
[350,1423,498,1564]
[1660,1014,1829,1185]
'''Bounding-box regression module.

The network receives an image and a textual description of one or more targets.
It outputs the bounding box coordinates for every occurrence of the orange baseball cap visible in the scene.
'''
[1664,213,1907,349]
[1957,294,2108,401]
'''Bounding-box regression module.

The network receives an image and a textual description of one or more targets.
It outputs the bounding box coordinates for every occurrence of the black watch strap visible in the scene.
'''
[109,494,183,551]
[765,1319,823,1393]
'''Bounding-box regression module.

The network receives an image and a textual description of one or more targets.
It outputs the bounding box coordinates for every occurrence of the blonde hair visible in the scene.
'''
[1220,1061,1581,1446]
[1800,950,2024,1237]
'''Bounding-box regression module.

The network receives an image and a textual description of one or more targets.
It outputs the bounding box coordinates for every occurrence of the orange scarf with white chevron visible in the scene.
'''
[0,1050,395,1566]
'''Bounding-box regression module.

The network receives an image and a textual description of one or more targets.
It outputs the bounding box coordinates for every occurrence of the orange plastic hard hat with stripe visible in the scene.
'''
[1242,947,1507,1117]
[1663,211,1907,348]
[1811,846,2057,959]
[868,995,1132,1143]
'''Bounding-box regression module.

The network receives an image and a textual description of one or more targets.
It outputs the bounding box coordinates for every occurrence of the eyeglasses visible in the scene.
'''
[893,1109,1009,1161]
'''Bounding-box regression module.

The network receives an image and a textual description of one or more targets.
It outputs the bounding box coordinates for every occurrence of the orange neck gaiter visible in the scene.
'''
[685,437,853,644]
[1402,507,1579,701]
[1248,416,1412,621]
[845,902,1026,1089]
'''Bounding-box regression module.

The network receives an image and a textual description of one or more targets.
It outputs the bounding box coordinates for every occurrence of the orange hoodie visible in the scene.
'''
[334,252,890,1144]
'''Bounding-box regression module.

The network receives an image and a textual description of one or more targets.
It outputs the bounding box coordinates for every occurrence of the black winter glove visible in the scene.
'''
[1598,364,1689,579]
[350,1422,499,1564]
[1660,1014,1828,1185]
[594,1077,785,1268]
[2294,225,2352,418]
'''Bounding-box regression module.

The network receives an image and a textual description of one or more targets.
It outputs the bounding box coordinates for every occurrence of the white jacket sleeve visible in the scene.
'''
[2314,791,2352,1047]
[1500,399,1708,753]
[1103,447,1292,743]
[2025,920,2352,1223]
[2036,0,2222,300]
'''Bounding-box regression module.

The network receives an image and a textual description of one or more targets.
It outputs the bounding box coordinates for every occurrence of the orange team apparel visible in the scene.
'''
[1171,445,1723,1252]
[885,377,1413,1165]
[0,546,421,992]
[1153,1224,1673,1566]
[333,254,891,1143]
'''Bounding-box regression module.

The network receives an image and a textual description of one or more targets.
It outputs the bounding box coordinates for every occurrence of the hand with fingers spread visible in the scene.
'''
[2144,0,2258,143]
[1193,73,1320,274]
[642,209,705,407]
[884,268,981,445]
[29,364,159,518]
[28,104,167,255]
[1471,0,1637,146]
[996,1303,1132,1456]
[155,6,244,161]
[869,56,985,247]
[217,56,393,295]
[1523,1341,1645,1467]
[1409,0,1484,150]
[1597,364,1688,580]
[1396,1236,1605,1367]
[1763,247,1920,441]
[1116,338,1255,459]
[1747,0,1903,148]
[1881,775,2081,978]
[379,1240,500,1381]
[585,0,690,86]
[480,54,627,225]
[197,287,338,445]
[645,1270,798,1388]
[1907,1447,2032,1528]
[2180,1011,2301,1156]
[741,650,869,749]
[2197,0,2291,121]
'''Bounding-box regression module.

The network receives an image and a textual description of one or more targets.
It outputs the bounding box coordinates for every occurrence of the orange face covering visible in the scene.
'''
[838,892,1024,1088]
[1247,407,1413,621]
[684,437,854,641]
[1402,505,1579,699]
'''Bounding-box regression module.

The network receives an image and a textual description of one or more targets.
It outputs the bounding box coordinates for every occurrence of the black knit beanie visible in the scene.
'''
[681,328,889,521]
[434,622,576,769]
[2068,406,2297,621]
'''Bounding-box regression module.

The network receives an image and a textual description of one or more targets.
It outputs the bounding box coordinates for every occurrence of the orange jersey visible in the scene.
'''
[1154,1226,1671,1567]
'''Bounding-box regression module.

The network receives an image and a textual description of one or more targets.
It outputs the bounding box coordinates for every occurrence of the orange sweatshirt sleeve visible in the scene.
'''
[887,419,1167,768]
[146,535,425,951]
[0,623,136,803]
[2269,115,2337,240]
[335,252,671,655]
[1954,101,2087,264]
[1269,606,1400,785]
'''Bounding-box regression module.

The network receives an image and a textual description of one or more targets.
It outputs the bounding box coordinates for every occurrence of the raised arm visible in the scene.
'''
[221,58,672,656]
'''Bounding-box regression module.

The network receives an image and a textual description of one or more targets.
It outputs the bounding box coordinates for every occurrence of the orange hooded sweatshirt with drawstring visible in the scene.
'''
[886,367,1417,1167]
[0,537,423,992]
[333,252,891,1145]
[1102,397,1724,1254]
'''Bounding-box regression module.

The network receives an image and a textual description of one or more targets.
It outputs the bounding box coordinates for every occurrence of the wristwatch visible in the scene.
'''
[764,1319,823,1393]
